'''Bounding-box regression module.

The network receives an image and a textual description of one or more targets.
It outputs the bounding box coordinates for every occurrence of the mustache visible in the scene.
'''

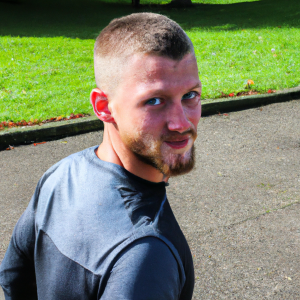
[161,128,197,141]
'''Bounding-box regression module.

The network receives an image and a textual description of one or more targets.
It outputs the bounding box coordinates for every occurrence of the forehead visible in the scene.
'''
[141,53,197,74]
[119,53,200,92]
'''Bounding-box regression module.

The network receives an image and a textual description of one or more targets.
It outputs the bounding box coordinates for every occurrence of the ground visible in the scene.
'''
[0,99,299,299]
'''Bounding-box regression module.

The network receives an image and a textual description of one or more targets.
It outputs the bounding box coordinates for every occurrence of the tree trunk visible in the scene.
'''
[132,0,140,8]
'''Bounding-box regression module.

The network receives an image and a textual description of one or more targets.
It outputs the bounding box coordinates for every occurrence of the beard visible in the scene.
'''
[121,129,196,177]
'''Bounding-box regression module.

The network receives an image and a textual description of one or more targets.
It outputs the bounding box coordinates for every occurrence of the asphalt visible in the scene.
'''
[0,99,299,299]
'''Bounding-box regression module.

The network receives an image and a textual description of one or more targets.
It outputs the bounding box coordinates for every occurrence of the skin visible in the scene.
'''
[90,52,202,183]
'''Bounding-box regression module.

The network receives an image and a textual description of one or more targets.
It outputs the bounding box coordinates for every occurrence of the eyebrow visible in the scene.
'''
[139,81,202,100]
[189,82,202,90]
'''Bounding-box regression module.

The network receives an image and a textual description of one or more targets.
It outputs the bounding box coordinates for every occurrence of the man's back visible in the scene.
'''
[0,146,194,299]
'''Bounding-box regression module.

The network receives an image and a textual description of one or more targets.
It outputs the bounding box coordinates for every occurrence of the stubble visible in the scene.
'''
[121,129,196,177]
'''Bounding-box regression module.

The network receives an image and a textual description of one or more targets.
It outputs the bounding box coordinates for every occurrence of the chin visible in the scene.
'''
[161,145,195,177]
[132,144,195,178]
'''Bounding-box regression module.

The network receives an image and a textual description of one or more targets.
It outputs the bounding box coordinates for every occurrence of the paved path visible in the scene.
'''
[0,100,299,299]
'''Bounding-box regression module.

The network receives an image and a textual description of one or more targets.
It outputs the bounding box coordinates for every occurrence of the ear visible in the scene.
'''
[90,88,115,123]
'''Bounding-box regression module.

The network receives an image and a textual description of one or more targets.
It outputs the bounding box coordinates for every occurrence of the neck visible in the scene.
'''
[96,125,166,183]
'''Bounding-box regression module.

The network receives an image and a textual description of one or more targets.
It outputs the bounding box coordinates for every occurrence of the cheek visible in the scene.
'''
[114,105,139,130]
[186,102,202,128]
[120,111,150,136]
[138,113,161,132]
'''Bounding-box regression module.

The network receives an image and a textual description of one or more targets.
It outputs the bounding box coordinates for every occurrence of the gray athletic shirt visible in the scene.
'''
[0,146,194,299]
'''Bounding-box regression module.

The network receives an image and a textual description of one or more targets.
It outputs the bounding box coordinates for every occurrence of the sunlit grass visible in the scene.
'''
[0,37,94,122]
[0,0,299,122]
[189,27,300,98]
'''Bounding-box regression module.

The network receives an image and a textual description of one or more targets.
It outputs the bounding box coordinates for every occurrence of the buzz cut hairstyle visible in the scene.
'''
[94,12,194,95]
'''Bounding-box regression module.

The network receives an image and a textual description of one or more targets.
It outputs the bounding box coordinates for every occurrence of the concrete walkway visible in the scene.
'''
[0,99,299,299]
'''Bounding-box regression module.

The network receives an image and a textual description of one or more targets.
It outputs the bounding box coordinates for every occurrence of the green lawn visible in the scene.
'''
[0,0,299,123]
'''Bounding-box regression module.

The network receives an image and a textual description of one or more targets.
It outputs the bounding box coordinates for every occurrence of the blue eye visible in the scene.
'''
[182,91,198,100]
[146,98,162,106]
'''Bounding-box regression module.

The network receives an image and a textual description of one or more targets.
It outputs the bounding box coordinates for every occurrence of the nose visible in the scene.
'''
[167,103,191,133]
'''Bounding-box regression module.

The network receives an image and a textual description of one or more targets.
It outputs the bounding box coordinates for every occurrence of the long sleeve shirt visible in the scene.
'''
[0,146,194,299]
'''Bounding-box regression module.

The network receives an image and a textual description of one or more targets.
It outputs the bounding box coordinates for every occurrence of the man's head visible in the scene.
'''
[94,12,194,95]
[91,13,201,179]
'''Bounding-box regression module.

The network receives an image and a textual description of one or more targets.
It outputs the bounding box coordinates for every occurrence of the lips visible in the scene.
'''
[165,138,189,149]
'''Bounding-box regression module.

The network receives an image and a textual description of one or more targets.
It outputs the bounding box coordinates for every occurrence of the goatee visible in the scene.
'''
[123,129,197,177]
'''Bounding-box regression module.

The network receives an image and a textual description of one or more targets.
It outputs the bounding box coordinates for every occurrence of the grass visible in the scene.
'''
[1,37,95,122]
[0,0,299,123]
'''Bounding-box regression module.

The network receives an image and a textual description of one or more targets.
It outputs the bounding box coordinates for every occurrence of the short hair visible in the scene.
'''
[94,13,194,95]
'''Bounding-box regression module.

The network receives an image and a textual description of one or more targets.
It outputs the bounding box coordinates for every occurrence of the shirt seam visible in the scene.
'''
[40,229,101,277]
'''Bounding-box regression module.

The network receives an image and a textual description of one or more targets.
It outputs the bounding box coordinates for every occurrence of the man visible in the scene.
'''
[0,13,201,299]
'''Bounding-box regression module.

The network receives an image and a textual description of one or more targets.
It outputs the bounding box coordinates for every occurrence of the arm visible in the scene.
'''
[0,197,38,300]
[101,237,181,300]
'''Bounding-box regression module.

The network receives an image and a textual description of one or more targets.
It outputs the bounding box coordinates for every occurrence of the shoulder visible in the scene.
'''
[37,146,97,189]
[102,236,182,300]
[30,146,100,218]
[117,236,179,270]
[45,146,96,176]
